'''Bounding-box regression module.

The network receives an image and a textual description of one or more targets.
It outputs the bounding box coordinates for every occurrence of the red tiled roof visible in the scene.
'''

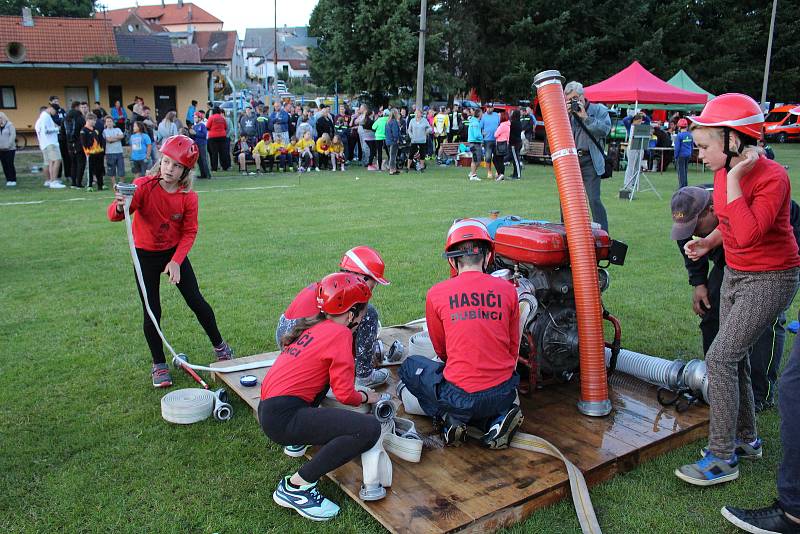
[287,59,308,70]
[172,44,202,63]
[193,30,236,61]
[102,3,222,27]
[0,16,117,63]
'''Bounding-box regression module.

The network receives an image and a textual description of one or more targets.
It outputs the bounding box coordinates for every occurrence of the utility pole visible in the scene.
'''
[760,0,778,110]
[273,0,279,106]
[415,0,427,111]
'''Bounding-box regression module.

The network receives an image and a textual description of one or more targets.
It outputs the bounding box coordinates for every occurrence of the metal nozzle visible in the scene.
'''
[115,182,137,197]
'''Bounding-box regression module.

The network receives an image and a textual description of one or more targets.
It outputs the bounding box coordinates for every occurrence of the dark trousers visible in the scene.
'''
[374,140,385,170]
[492,152,505,176]
[509,140,522,178]
[701,261,789,405]
[435,134,447,155]
[778,316,800,517]
[398,355,519,430]
[0,149,16,182]
[134,248,222,365]
[69,142,84,187]
[578,153,608,231]
[349,131,360,161]
[677,156,689,189]
[196,144,210,178]
[448,130,459,143]
[366,140,377,166]
[58,137,71,179]
[258,395,381,483]
[86,154,104,189]
[207,137,228,171]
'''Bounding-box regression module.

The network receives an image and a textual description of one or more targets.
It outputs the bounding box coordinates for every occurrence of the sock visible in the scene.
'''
[214,341,228,351]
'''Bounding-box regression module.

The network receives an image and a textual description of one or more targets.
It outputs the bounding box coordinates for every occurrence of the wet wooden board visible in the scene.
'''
[210,327,709,533]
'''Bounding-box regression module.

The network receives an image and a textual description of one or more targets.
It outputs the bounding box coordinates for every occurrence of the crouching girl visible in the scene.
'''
[259,273,383,521]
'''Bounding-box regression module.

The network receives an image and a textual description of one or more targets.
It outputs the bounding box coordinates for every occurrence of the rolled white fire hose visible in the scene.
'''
[161,388,232,424]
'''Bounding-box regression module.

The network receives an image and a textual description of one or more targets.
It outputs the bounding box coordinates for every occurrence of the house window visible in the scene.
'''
[0,86,16,109]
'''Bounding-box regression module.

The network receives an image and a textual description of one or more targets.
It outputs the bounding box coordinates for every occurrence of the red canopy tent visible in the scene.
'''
[583,61,708,105]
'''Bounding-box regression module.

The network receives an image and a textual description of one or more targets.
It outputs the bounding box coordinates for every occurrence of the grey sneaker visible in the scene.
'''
[283,445,309,458]
[151,363,173,388]
[675,451,739,486]
[701,438,762,460]
[355,368,390,388]
[482,405,523,449]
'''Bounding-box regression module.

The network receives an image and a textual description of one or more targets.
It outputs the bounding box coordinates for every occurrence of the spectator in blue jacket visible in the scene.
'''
[479,104,500,180]
[467,108,484,181]
[673,118,693,189]
[385,109,401,174]
[270,101,290,144]
[191,111,211,178]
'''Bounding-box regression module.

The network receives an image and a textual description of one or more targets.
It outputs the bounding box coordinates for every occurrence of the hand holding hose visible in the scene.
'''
[363,390,382,405]
[114,190,125,213]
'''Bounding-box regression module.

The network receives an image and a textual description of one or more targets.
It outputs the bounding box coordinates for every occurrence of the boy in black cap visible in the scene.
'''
[672,186,797,411]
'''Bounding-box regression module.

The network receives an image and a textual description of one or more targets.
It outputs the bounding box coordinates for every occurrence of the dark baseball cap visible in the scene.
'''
[670,186,711,240]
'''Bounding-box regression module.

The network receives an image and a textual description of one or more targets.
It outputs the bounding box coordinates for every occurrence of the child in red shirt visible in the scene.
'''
[108,135,233,388]
[259,273,382,521]
[675,94,800,488]
[399,219,522,449]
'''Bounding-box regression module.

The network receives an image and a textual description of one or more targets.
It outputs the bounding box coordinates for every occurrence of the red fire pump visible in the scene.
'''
[490,221,628,394]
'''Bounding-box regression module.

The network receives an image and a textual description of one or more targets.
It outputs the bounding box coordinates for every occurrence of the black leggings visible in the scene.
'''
[135,248,222,364]
[366,140,377,166]
[258,395,381,483]
[374,140,384,169]
[493,152,505,176]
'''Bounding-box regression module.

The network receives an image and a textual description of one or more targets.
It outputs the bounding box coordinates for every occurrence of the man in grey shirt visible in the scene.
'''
[564,81,611,231]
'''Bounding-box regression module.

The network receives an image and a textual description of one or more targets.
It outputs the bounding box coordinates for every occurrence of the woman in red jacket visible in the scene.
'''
[108,135,233,388]
[675,94,800,487]
[259,273,383,521]
[205,107,229,172]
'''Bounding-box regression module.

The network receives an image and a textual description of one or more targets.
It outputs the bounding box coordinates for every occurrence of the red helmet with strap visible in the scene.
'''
[316,272,372,315]
[160,135,199,168]
[339,246,389,285]
[444,218,494,274]
[688,93,764,140]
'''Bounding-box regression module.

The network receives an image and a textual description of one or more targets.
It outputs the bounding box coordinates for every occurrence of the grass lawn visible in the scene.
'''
[2,146,799,533]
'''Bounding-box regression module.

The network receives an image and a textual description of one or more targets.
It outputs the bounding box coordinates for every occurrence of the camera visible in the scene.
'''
[569,98,582,114]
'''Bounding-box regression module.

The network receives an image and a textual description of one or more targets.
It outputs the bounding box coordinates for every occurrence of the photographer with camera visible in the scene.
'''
[564,81,611,231]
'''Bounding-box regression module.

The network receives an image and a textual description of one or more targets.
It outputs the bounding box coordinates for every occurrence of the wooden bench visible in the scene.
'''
[521,139,551,163]
[437,142,460,158]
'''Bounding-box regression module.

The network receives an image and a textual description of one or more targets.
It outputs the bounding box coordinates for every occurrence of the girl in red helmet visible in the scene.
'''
[674,94,800,488]
[673,117,693,188]
[260,273,383,521]
[276,245,391,388]
[108,135,233,388]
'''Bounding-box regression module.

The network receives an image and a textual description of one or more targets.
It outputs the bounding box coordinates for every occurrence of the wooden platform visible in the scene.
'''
[210,327,709,533]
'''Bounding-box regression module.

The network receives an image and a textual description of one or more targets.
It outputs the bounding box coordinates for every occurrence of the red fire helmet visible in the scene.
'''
[160,135,199,168]
[340,246,390,285]
[689,93,764,140]
[444,219,494,275]
[316,272,372,315]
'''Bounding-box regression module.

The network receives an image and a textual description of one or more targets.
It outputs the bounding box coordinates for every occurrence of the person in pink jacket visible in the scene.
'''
[492,113,511,181]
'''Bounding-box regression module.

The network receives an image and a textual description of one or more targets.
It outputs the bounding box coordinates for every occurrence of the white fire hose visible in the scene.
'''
[161,388,232,423]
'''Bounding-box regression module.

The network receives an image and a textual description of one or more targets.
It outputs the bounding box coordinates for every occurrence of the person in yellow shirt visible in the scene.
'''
[270,137,290,172]
[286,136,299,171]
[296,131,317,172]
[253,133,274,173]
[330,134,346,172]
[315,133,332,170]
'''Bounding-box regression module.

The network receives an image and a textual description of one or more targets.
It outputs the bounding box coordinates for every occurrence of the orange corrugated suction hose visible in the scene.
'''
[533,70,611,416]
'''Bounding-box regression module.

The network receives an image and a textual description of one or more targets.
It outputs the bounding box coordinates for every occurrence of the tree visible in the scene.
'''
[0,0,97,17]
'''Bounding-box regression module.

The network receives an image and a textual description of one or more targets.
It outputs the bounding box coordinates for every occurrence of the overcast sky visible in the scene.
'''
[99,0,318,38]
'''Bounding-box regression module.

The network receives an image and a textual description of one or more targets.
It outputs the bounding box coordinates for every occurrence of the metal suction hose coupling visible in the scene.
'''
[212,388,232,421]
[373,393,396,424]
[115,182,137,197]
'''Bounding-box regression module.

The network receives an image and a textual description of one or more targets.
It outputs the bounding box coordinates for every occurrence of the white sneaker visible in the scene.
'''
[315,168,320,172]
[469,174,481,181]
[50,181,66,189]
[6,181,16,187]
[495,174,505,182]
[43,181,51,187]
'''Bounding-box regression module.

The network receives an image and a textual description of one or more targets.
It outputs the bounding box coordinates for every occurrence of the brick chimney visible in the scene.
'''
[21,7,34,27]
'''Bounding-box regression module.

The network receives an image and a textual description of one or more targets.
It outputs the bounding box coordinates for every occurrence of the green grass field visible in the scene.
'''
[2,147,799,533]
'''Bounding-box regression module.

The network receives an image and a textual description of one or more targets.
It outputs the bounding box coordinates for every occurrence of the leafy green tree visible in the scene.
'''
[0,0,97,17]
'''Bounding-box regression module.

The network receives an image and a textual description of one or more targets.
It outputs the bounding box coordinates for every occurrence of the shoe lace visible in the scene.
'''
[153,367,169,378]
[306,485,324,506]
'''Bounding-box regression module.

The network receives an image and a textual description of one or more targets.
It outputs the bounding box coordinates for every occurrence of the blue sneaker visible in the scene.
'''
[701,438,762,460]
[675,451,739,486]
[482,405,523,450]
[283,445,309,458]
[273,476,340,521]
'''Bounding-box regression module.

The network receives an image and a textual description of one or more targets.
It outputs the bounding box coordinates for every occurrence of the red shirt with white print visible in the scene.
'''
[425,270,520,393]
[261,319,362,406]
[107,176,198,264]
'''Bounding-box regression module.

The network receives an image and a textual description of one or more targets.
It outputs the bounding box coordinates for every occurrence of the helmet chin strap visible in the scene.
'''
[722,128,743,171]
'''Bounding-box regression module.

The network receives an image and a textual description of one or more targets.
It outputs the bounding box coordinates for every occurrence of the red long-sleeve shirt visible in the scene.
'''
[205,114,227,139]
[713,157,800,272]
[284,282,321,319]
[107,176,199,264]
[425,271,520,393]
[261,319,362,406]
